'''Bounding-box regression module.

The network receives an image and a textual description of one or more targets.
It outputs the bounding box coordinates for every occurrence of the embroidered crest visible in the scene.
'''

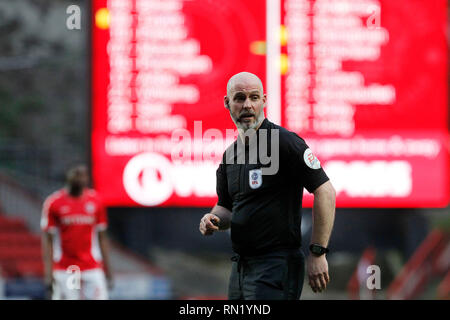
[85,202,96,215]
[249,169,263,189]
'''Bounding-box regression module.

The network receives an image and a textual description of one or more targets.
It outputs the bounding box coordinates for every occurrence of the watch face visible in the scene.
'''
[312,246,322,254]
[310,244,326,255]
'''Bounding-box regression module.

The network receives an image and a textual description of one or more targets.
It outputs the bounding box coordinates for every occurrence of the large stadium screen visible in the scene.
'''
[92,0,449,208]
[91,0,266,206]
[276,0,448,207]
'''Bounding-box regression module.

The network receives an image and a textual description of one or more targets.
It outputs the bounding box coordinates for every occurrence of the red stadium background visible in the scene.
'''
[91,0,449,208]
[0,0,450,302]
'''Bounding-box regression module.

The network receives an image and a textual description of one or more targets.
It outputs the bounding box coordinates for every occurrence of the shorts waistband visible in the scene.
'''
[232,247,301,259]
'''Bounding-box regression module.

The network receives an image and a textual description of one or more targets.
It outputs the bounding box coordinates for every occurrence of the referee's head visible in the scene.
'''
[224,72,266,131]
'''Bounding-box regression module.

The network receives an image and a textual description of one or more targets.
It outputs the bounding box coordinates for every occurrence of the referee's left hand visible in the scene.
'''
[306,254,330,293]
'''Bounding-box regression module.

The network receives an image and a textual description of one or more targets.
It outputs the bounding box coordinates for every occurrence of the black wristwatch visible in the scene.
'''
[309,244,329,256]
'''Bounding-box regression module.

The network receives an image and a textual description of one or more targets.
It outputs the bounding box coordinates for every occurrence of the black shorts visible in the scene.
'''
[228,249,305,300]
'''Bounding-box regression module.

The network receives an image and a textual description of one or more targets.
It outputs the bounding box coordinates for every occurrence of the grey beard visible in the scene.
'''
[232,111,265,132]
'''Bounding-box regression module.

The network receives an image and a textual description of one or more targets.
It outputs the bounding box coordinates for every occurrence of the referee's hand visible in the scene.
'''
[199,213,220,236]
[306,255,330,293]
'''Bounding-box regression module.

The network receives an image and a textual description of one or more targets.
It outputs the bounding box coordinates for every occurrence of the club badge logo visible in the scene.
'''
[249,169,263,189]
[85,202,96,215]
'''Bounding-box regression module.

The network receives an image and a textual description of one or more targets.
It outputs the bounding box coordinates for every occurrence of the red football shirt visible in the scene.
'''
[41,188,108,271]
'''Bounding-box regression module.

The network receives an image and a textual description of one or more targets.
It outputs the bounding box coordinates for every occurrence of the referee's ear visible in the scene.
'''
[224,96,230,110]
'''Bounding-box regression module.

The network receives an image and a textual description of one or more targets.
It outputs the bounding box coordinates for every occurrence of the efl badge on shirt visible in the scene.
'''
[85,202,96,215]
[249,169,263,189]
[303,148,321,169]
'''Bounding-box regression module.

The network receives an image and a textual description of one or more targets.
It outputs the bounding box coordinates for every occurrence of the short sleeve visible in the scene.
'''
[40,196,58,233]
[216,163,232,211]
[95,198,108,231]
[286,134,330,193]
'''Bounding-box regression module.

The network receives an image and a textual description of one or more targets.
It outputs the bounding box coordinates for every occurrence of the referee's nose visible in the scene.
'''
[243,97,253,110]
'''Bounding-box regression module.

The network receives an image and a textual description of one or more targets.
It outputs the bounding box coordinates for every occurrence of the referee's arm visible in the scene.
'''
[308,180,336,293]
[311,180,336,247]
[200,159,233,236]
[211,204,232,230]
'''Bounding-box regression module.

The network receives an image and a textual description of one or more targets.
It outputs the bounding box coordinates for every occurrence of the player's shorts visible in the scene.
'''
[228,248,305,300]
[52,268,108,300]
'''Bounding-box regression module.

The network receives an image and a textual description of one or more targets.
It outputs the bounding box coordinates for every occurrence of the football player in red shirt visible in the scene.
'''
[41,165,113,299]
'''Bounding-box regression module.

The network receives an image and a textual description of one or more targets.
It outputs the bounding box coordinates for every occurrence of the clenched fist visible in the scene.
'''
[199,213,220,236]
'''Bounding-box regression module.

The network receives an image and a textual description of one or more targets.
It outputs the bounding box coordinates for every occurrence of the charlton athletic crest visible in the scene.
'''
[249,169,263,189]
[85,202,96,215]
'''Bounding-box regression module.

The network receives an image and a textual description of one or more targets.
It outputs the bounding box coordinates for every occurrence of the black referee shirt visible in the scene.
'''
[216,118,330,256]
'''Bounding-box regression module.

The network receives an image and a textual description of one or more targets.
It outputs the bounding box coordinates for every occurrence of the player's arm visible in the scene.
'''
[41,232,53,290]
[199,204,232,236]
[95,196,113,289]
[41,196,57,296]
[98,230,113,288]
[308,180,336,293]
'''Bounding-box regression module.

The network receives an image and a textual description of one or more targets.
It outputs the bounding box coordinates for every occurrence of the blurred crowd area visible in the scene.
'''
[0,0,448,300]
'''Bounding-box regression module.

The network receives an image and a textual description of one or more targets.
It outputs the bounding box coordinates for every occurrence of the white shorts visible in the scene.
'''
[52,268,108,300]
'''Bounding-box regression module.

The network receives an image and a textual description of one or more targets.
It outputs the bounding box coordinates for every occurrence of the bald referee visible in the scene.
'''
[199,72,336,300]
